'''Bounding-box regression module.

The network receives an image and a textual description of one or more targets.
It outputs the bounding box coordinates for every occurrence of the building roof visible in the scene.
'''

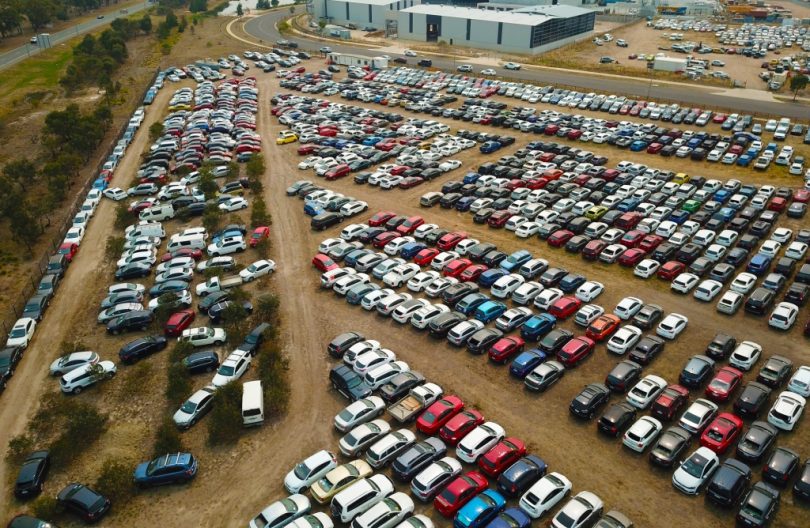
[333,0,400,6]
[400,4,593,25]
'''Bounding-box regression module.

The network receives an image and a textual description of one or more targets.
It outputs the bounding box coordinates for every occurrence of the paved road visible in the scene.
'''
[0,1,150,71]
[245,8,810,120]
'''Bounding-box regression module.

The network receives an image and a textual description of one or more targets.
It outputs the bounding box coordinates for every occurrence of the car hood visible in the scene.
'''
[133,462,150,481]
[673,467,702,489]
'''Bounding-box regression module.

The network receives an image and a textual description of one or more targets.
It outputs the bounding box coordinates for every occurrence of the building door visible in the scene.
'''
[426,14,441,42]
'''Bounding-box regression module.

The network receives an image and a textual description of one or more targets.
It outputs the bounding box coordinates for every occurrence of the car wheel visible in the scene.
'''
[206,365,215,373]
[73,386,83,394]
[215,340,224,346]
[106,371,116,379]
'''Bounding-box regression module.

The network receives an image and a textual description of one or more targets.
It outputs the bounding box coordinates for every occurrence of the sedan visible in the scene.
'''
[622,416,663,453]
[550,491,603,528]
[249,494,311,528]
[519,472,572,519]
[434,471,488,518]
[656,313,688,340]
[240,259,276,281]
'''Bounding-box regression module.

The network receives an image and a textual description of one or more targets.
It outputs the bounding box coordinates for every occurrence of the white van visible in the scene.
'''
[242,380,264,427]
[329,474,394,523]
[167,233,207,253]
[139,204,175,222]
[125,222,165,240]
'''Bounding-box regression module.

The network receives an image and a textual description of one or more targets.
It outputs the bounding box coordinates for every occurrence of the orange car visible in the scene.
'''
[585,314,621,342]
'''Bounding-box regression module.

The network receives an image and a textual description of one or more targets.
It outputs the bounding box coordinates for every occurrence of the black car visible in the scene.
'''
[649,426,691,468]
[101,290,142,310]
[604,360,642,394]
[756,355,792,388]
[425,229,449,246]
[45,254,68,278]
[706,458,751,507]
[429,312,466,337]
[569,383,610,419]
[709,263,735,284]
[37,274,59,297]
[148,280,189,298]
[56,482,111,522]
[785,283,809,306]
[182,350,220,374]
[558,273,586,293]
[628,336,665,365]
[7,515,53,528]
[631,304,662,330]
[598,402,637,437]
[329,364,372,401]
[496,455,547,497]
[106,310,153,335]
[328,332,366,359]
[115,261,152,280]
[732,382,771,419]
[467,242,497,261]
[14,450,50,499]
[198,290,229,313]
[705,333,736,360]
[392,438,447,482]
[736,481,779,527]
[539,267,568,287]
[443,283,479,306]
[481,250,507,268]
[21,294,50,322]
[737,421,778,463]
[794,460,810,502]
[379,371,425,403]
[679,355,715,388]
[207,300,254,323]
[238,322,271,356]
[538,329,573,355]
[467,328,504,355]
[763,447,800,487]
[311,212,342,231]
[745,287,775,315]
[118,335,168,364]
[0,345,23,391]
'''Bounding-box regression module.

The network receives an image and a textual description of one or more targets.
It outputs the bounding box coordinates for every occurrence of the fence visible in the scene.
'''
[0,69,161,336]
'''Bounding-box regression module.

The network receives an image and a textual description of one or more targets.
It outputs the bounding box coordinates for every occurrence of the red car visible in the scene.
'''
[439,409,485,445]
[657,261,686,281]
[161,248,203,263]
[416,395,464,435]
[368,211,396,227]
[548,296,582,319]
[249,226,270,247]
[437,231,467,251]
[414,248,440,265]
[325,164,350,181]
[556,336,596,367]
[768,197,787,212]
[487,211,512,228]
[396,215,424,235]
[129,199,156,214]
[704,366,743,403]
[615,212,642,230]
[582,240,608,260]
[478,438,527,477]
[444,258,472,278]
[700,413,743,455]
[547,229,574,248]
[488,336,525,363]
[638,235,664,253]
[372,231,400,249]
[794,189,810,203]
[460,264,488,282]
[586,314,621,341]
[433,471,488,518]
[389,165,409,176]
[650,384,689,421]
[620,230,645,249]
[647,143,663,154]
[312,253,339,272]
[297,145,317,155]
[164,309,195,337]
[618,248,646,267]
[57,242,79,263]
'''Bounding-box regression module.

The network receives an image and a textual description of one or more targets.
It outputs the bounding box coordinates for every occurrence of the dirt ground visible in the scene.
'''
[2,58,810,528]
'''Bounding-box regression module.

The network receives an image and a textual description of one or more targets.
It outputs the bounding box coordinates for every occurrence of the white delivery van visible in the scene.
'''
[167,233,207,253]
[139,204,175,222]
[242,380,264,426]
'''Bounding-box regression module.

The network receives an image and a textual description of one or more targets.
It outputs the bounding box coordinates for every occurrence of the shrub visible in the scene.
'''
[114,203,131,230]
[30,495,63,519]
[49,403,108,469]
[207,382,242,445]
[202,204,221,234]
[105,235,125,262]
[245,154,265,179]
[257,341,289,416]
[165,362,192,407]
[95,458,135,502]
[169,341,195,364]
[250,196,271,227]
[153,419,185,457]
[221,303,249,346]
[256,293,280,321]
[5,434,35,466]
[149,122,165,141]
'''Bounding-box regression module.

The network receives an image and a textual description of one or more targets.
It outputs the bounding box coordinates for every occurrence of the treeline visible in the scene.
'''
[0,0,130,37]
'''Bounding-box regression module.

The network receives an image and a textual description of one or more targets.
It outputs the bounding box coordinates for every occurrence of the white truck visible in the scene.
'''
[195,275,243,296]
[387,383,443,423]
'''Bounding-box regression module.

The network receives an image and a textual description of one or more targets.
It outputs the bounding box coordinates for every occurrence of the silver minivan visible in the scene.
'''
[330,474,394,523]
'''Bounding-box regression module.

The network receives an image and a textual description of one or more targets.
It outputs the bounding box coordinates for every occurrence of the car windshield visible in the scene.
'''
[740,504,763,521]
[0,354,11,368]
[554,511,577,528]
[293,461,311,480]
[682,455,708,477]
[9,327,26,338]
[705,430,725,442]
[218,365,235,376]
[180,401,198,413]
[438,487,458,502]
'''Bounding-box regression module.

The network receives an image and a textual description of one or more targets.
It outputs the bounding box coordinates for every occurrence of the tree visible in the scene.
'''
[189,0,207,12]
[790,74,809,101]
[0,4,23,38]
[236,3,243,16]
[139,13,152,33]
[7,201,40,252]
[271,0,278,7]
[207,382,242,445]
[94,458,134,502]
[2,158,36,192]
[23,0,55,32]
[318,19,326,30]
[245,153,265,179]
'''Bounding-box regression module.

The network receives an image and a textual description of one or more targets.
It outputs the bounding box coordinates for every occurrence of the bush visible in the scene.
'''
[149,122,165,141]
[114,203,131,230]
[246,154,265,179]
[5,434,35,466]
[49,403,108,469]
[153,293,178,326]
[250,196,271,227]
[95,458,135,502]
[221,303,249,346]
[105,235,125,262]
[165,362,192,407]
[169,341,195,364]
[30,495,63,519]
[207,382,242,445]
[257,341,289,416]
[202,204,221,234]
[153,419,185,457]
[256,294,280,321]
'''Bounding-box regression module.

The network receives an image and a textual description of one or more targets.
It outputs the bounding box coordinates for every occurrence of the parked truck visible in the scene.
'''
[195,275,243,296]
[387,383,443,423]
[327,52,388,70]
[654,56,688,72]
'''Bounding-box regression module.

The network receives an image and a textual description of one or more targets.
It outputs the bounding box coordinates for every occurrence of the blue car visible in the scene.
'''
[304,202,325,216]
[400,242,427,260]
[92,178,109,191]
[520,314,556,341]
[456,293,491,315]
[480,141,501,154]
[344,249,370,267]
[454,489,506,528]
[717,207,736,221]
[500,250,533,273]
[747,253,772,276]
[713,189,731,203]
[479,269,508,287]
[456,196,476,212]
[464,172,482,185]
[509,349,547,378]
[474,301,508,324]
[737,154,753,167]
[133,453,197,487]
[616,197,640,212]
[496,455,548,497]
[629,140,647,152]
[558,273,586,293]
[485,507,532,528]
[668,210,690,225]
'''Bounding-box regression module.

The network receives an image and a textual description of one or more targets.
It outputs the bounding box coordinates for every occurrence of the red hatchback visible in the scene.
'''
[556,336,596,367]
[657,261,686,281]
[620,230,645,249]
[161,248,203,262]
[488,211,512,228]
[639,235,664,253]
[460,264,488,282]
[58,242,79,263]
[439,409,485,445]
[438,231,467,251]
[586,314,621,341]
[582,240,608,260]
[417,396,464,435]
[704,366,743,403]
[547,229,575,248]
[312,253,339,272]
[444,258,472,278]
[768,197,787,212]
[249,226,270,247]
[414,248,440,265]
[548,296,582,319]
[488,336,525,363]
[325,164,350,181]
[700,413,743,455]
[372,231,400,249]
[478,438,527,478]
[618,248,646,267]
[433,471,488,518]
[396,216,424,235]
[165,309,195,337]
[650,384,689,421]
[368,211,396,227]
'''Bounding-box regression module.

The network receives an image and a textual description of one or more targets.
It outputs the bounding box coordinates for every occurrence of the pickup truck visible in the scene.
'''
[387,383,443,423]
[195,275,243,297]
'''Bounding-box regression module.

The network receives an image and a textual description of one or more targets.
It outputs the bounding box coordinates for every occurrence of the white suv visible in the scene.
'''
[180,326,227,347]
[60,361,117,394]
[212,350,251,387]
[207,235,246,256]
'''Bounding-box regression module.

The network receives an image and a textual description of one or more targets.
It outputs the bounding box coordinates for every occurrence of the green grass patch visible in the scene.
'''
[0,46,73,96]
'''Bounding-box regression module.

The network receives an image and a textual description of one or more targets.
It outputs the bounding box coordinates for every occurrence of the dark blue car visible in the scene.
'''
[496,455,548,498]
[133,453,197,487]
[304,202,324,216]
[400,242,428,260]
[558,273,586,293]
[456,197,476,212]
[713,189,731,203]
[479,269,509,287]
[344,249,371,267]
[456,293,491,315]
[668,210,690,224]
[464,172,482,185]
[479,141,501,154]
[485,507,532,528]
[509,349,547,378]
[520,314,557,341]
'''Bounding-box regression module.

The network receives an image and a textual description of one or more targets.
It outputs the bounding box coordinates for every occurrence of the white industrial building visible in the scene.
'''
[397,4,596,54]
[477,0,597,10]
[310,0,421,30]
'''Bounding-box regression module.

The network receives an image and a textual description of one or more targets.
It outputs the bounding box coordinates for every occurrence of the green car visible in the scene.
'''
[585,205,608,220]
[682,199,701,213]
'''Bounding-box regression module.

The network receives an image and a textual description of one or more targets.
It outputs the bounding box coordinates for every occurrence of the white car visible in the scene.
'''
[60,360,117,394]
[430,252,459,271]
[512,282,543,305]
[534,288,563,311]
[606,325,642,355]
[384,263,421,288]
[97,302,143,324]
[180,326,227,347]
[410,304,449,330]
[634,259,660,278]
[767,391,806,431]
[787,366,810,397]
[519,472,572,519]
[6,318,36,349]
[343,341,382,366]
[574,304,604,327]
[626,375,667,409]
[364,361,410,390]
[392,299,430,324]
[211,350,251,387]
[575,281,604,302]
[249,494,311,528]
[678,398,719,434]
[384,237,415,257]
[771,227,793,244]
[218,196,248,211]
[353,350,396,376]
[785,241,808,261]
[239,259,276,282]
[407,271,441,292]
[207,236,246,256]
[481,68,497,76]
[353,492,413,528]
[49,351,100,376]
[447,320,485,346]
[284,450,338,494]
[334,396,386,432]
[414,224,438,239]
[410,457,462,502]
[334,273,371,295]
[656,313,688,340]
[321,268,355,288]
[341,223,369,241]
[671,273,699,294]
[730,273,758,294]
[491,274,525,298]
[769,302,798,330]
[424,277,458,298]
[672,447,719,495]
[550,491,603,528]
[716,291,743,315]
[622,416,662,453]
[376,293,413,317]
[64,226,85,245]
[456,422,505,463]
[361,289,394,311]
[103,187,127,201]
[495,307,533,332]
[758,240,781,258]
[516,222,541,238]
[339,419,391,457]
[455,239,479,256]
[614,297,643,320]
[341,201,368,217]
[693,280,722,302]
[729,341,762,371]
[319,238,342,254]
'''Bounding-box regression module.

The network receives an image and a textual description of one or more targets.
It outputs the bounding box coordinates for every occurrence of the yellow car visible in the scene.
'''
[310,459,372,503]
[673,172,690,184]
[585,205,608,220]
[276,131,298,145]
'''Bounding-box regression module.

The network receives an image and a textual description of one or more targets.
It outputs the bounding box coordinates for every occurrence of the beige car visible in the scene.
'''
[310,459,372,503]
